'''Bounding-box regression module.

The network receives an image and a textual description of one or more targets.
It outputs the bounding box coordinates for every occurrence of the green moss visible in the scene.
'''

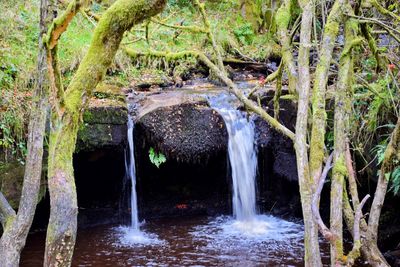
[83,105,127,124]
[333,155,348,177]
[275,4,291,29]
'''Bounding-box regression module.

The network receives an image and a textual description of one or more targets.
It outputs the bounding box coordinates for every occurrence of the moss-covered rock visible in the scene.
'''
[83,102,127,124]
[77,97,128,152]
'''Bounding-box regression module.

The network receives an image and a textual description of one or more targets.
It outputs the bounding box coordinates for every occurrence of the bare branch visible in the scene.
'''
[345,141,361,209]
[312,153,335,241]
[368,116,400,241]
[348,14,400,43]
[248,61,283,98]
[346,194,370,266]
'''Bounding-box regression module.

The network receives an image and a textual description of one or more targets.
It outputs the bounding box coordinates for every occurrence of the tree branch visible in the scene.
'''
[309,0,345,187]
[369,0,400,22]
[0,191,16,229]
[275,0,297,94]
[346,194,370,266]
[368,116,400,242]
[194,0,225,73]
[312,153,335,241]
[44,0,90,49]
[150,18,207,33]
[348,14,400,43]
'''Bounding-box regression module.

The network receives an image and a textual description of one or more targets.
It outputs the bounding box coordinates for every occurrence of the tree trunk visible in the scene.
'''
[309,0,344,188]
[295,1,322,266]
[240,0,262,31]
[276,0,297,94]
[44,0,167,265]
[0,0,54,266]
[330,5,356,262]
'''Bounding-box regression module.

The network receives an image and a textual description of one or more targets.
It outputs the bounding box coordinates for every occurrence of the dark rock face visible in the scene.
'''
[253,94,301,217]
[135,102,228,163]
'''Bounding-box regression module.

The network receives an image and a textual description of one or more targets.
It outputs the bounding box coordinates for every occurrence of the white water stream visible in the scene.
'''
[119,114,162,245]
[127,115,139,230]
[209,93,258,221]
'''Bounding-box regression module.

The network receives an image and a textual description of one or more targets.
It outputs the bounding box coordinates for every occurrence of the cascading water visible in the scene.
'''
[127,115,139,230]
[208,93,276,236]
[209,93,258,221]
[116,113,163,245]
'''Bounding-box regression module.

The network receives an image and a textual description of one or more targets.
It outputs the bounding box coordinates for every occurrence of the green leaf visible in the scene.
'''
[149,147,167,168]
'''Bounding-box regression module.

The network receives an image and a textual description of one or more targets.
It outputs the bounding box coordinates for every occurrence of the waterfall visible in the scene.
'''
[126,115,139,230]
[209,94,258,221]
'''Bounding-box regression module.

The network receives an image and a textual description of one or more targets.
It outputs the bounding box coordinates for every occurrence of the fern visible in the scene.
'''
[389,167,400,196]
[372,143,400,196]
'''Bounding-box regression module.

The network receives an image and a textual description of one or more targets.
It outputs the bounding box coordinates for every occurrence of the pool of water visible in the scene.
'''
[21,215,330,266]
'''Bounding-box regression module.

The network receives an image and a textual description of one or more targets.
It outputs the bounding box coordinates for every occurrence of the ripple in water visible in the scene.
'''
[113,225,165,247]
[22,216,330,266]
[191,215,303,247]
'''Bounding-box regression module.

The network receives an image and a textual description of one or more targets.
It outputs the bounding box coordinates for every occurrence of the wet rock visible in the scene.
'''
[253,92,300,217]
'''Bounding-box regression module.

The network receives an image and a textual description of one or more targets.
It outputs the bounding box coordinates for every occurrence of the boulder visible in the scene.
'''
[135,100,228,164]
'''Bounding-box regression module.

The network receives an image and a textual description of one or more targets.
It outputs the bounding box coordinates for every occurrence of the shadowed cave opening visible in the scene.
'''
[134,144,231,220]
[73,148,126,226]
[72,144,231,226]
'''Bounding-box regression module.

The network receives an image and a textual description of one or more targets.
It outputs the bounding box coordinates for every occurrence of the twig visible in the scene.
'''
[248,61,283,98]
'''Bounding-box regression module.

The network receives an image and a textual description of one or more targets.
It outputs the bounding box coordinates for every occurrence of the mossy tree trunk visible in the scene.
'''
[309,0,344,190]
[0,0,55,266]
[275,0,297,94]
[44,0,166,265]
[239,0,262,32]
[330,4,358,264]
[295,0,323,266]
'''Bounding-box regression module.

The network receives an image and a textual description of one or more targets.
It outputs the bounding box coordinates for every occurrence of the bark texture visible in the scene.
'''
[44,0,166,265]
[294,0,323,266]
[309,0,344,188]
[276,0,297,94]
[0,0,54,266]
[330,4,357,263]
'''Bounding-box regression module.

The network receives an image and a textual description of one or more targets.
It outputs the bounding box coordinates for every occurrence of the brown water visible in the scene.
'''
[21,215,331,266]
